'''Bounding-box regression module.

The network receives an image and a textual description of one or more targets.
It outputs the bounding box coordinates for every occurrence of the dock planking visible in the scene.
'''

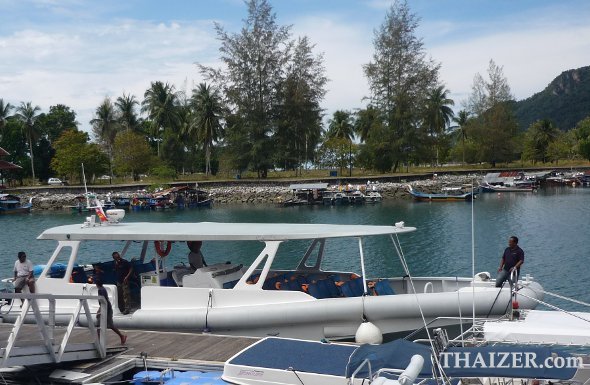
[0,324,258,364]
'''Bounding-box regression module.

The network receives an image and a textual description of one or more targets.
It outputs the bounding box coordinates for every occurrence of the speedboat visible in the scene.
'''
[1,214,544,341]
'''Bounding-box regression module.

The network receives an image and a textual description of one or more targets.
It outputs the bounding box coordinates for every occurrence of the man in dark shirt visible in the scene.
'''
[95,279,127,344]
[112,252,133,314]
[495,236,525,287]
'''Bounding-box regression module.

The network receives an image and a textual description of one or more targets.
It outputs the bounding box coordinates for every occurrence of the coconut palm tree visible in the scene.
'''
[142,81,180,158]
[15,102,41,181]
[425,86,455,165]
[115,93,140,132]
[327,110,354,141]
[354,105,381,143]
[0,99,13,137]
[327,110,355,176]
[451,109,470,164]
[188,83,223,176]
[91,98,119,178]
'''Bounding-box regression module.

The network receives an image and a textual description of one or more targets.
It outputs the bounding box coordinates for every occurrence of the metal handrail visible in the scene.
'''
[0,292,107,367]
[348,358,372,385]
[403,316,493,341]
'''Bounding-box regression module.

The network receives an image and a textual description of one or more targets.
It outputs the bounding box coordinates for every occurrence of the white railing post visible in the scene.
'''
[48,298,56,340]
[1,292,106,367]
[82,298,106,358]
[57,300,83,362]
[30,297,57,363]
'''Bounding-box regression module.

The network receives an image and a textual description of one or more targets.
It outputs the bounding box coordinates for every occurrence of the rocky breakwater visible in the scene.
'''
[17,174,481,210]
[21,192,83,211]
[208,174,480,204]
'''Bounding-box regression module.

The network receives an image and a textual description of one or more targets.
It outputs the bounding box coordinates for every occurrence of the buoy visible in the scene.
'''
[355,320,383,344]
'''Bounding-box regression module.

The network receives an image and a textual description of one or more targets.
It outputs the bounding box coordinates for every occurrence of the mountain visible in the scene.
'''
[514,65,590,131]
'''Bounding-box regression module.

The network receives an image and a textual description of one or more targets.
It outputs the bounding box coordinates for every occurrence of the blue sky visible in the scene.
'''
[1,0,590,132]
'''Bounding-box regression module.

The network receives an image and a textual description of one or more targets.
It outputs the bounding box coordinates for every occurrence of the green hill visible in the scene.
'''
[514,65,590,131]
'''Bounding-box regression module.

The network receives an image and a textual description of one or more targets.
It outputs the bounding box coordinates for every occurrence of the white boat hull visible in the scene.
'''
[3,277,543,341]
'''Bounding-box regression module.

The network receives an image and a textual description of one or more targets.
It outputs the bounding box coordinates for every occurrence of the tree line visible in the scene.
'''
[2,0,590,185]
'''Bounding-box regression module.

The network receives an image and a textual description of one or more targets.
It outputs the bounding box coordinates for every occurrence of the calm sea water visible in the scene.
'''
[1,187,588,311]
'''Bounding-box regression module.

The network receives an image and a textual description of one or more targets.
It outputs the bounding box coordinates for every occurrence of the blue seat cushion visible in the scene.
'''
[375,280,395,295]
[340,278,365,297]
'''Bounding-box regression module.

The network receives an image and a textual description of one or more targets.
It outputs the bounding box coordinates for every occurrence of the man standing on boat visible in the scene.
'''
[13,251,35,294]
[495,236,525,287]
[112,252,133,314]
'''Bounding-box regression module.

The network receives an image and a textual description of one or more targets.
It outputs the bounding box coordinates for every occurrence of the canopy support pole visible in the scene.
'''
[357,237,368,295]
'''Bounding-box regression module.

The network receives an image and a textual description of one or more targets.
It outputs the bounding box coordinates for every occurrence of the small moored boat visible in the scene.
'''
[407,185,475,202]
[0,194,32,214]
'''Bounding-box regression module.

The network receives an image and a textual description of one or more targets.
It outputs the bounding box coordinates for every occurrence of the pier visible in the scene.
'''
[0,293,258,384]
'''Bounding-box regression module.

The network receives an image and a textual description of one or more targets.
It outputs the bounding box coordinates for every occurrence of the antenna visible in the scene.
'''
[82,163,90,208]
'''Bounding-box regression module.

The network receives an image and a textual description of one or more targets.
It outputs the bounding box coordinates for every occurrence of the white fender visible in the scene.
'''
[355,321,383,344]
[399,354,424,385]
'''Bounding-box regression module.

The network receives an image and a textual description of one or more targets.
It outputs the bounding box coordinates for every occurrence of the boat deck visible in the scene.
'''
[0,324,258,384]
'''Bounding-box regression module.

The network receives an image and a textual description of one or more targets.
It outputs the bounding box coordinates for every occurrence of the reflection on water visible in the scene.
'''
[1,187,588,310]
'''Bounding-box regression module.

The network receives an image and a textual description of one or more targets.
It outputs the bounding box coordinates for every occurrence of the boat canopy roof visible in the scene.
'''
[288,183,328,190]
[37,221,416,242]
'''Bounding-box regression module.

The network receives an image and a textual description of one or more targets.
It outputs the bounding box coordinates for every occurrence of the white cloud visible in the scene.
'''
[1,0,589,137]
[429,23,590,108]
[292,15,373,118]
[0,19,219,132]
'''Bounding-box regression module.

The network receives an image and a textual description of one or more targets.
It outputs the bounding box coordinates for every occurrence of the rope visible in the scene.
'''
[516,291,590,325]
[288,367,305,385]
[391,234,452,385]
[486,279,508,318]
[539,289,590,308]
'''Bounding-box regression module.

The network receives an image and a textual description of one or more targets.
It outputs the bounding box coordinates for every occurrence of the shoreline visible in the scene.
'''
[16,174,480,211]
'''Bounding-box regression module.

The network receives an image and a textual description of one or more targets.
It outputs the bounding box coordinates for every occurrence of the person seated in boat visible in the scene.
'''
[13,251,35,296]
[95,279,127,345]
[112,252,133,315]
[495,236,525,287]
[187,241,207,272]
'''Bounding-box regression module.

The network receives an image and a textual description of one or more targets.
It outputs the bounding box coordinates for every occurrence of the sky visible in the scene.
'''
[1,0,590,133]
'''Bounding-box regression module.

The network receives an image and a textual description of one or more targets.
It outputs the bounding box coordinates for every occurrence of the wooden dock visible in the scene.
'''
[0,324,259,384]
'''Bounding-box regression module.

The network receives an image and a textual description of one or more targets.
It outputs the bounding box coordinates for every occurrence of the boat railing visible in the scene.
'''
[0,292,107,368]
[405,316,501,344]
[349,358,373,384]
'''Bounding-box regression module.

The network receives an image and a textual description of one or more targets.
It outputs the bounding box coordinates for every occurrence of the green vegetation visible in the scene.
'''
[2,0,590,187]
[514,66,590,131]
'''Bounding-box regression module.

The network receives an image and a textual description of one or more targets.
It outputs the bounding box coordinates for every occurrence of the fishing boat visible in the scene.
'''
[480,182,537,193]
[1,210,544,341]
[170,186,213,208]
[407,185,475,202]
[0,194,32,214]
[281,183,328,206]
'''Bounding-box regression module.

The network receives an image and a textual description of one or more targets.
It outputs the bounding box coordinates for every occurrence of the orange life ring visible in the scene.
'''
[155,241,172,257]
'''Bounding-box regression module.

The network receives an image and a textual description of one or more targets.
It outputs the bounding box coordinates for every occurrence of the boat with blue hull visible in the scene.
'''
[0,194,32,214]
